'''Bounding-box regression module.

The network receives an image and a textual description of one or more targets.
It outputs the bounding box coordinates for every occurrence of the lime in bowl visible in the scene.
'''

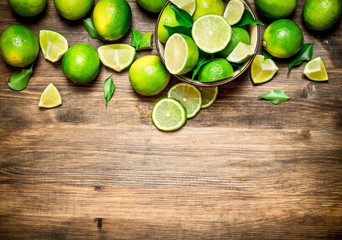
[155,0,261,87]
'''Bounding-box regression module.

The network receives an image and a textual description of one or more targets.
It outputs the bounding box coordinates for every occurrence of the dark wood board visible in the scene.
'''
[0,0,341,239]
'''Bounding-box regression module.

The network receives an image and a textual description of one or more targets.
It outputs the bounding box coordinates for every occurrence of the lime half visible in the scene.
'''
[152,98,187,131]
[227,42,254,64]
[98,44,136,72]
[303,57,328,81]
[251,55,278,84]
[170,0,196,15]
[39,30,68,62]
[38,83,62,108]
[224,0,245,25]
[198,86,218,109]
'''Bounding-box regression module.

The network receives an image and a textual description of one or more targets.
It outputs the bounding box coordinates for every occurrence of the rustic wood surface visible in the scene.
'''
[0,0,341,239]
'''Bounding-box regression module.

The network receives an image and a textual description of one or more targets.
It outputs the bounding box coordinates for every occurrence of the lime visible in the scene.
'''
[303,0,341,31]
[164,33,199,75]
[198,86,218,109]
[167,83,202,118]
[38,83,62,108]
[262,19,303,59]
[157,5,180,44]
[192,14,231,54]
[198,58,234,82]
[303,57,328,81]
[217,27,250,58]
[136,0,167,13]
[251,55,279,84]
[152,98,187,131]
[170,0,196,15]
[98,44,135,72]
[54,0,93,20]
[223,0,245,25]
[62,43,100,84]
[39,30,68,62]
[8,0,46,17]
[227,42,254,64]
[193,0,225,21]
[255,0,297,19]
[129,55,170,96]
[0,24,38,68]
[93,0,132,41]
[137,32,153,51]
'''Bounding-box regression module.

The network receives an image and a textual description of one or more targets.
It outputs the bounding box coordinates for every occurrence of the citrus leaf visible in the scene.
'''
[231,63,243,71]
[103,75,115,108]
[192,50,214,80]
[262,49,273,60]
[131,29,142,50]
[288,43,313,74]
[8,64,34,91]
[258,90,290,104]
[84,18,100,39]
[235,10,264,27]
[163,25,192,38]
[170,4,193,28]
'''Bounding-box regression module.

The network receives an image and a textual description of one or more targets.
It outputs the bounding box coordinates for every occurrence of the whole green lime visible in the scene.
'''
[303,0,341,31]
[217,27,250,58]
[62,43,100,84]
[255,0,297,19]
[136,0,167,13]
[129,55,170,96]
[8,0,47,17]
[198,58,234,82]
[158,4,180,43]
[0,24,38,67]
[54,0,93,20]
[193,0,225,21]
[263,19,303,59]
[93,0,132,41]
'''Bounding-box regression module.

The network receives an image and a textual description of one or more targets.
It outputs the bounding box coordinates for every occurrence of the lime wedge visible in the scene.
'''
[137,32,153,51]
[152,98,187,131]
[170,0,196,15]
[98,44,136,72]
[224,0,245,25]
[38,83,62,108]
[227,42,254,64]
[303,57,328,81]
[251,55,279,84]
[192,14,231,53]
[167,83,202,118]
[164,33,199,75]
[198,86,218,109]
[39,30,68,62]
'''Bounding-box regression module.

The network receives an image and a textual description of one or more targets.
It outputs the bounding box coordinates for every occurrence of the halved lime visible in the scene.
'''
[251,55,279,84]
[164,33,199,75]
[137,32,153,51]
[192,14,232,54]
[198,86,218,109]
[224,0,245,25]
[167,83,202,118]
[39,30,68,62]
[152,98,187,131]
[38,83,62,108]
[170,0,196,15]
[303,57,328,81]
[227,42,254,64]
[98,44,136,72]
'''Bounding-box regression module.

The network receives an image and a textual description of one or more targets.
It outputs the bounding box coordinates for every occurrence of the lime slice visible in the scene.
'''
[192,14,231,53]
[164,33,199,75]
[198,86,218,109]
[303,57,328,81]
[170,0,196,15]
[38,83,62,108]
[223,0,245,25]
[251,55,279,84]
[227,42,254,64]
[98,44,136,72]
[152,98,187,131]
[167,83,202,118]
[39,30,68,62]
[137,32,153,51]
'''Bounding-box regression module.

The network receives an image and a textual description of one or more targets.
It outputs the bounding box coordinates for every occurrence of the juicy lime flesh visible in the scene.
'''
[198,59,234,82]
[8,0,46,17]
[39,30,68,62]
[170,0,196,15]
[304,57,328,81]
[136,0,167,13]
[218,27,250,58]
[193,0,225,21]
[255,0,297,19]
[198,86,218,109]
[98,44,135,72]
[192,14,231,54]
[54,0,93,20]
[251,55,278,84]
[137,32,153,50]
[227,42,254,64]
[158,5,180,43]
[224,0,245,25]
[38,83,62,108]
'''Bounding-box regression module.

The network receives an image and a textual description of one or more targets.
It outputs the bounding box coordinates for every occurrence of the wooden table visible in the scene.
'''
[1,0,341,239]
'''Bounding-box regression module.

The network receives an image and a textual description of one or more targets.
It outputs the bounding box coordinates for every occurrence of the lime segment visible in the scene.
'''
[303,57,328,81]
[98,44,136,72]
[38,83,62,108]
[224,0,245,25]
[227,42,254,64]
[137,32,153,51]
[251,55,278,84]
[198,86,218,109]
[39,30,68,62]
[170,0,196,15]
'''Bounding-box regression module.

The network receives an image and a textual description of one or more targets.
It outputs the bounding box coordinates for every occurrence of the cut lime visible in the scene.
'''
[167,83,202,118]
[224,0,245,25]
[227,42,254,64]
[137,32,153,51]
[152,98,187,131]
[39,30,68,62]
[164,33,199,75]
[98,44,136,72]
[251,55,278,84]
[198,86,218,109]
[303,57,328,81]
[192,14,232,54]
[170,0,196,15]
[38,83,62,108]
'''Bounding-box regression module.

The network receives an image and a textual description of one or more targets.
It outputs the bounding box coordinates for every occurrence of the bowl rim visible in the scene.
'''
[155,0,261,87]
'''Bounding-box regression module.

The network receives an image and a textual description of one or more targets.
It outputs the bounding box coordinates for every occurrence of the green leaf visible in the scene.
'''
[83,18,100,39]
[288,43,313,74]
[192,50,214,80]
[103,75,115,108]
[8,64,34,91]
[235,10,264,27]
[262,49,273,60]
[258,90,290,104]
[231,63,243,71]
[163,25,192,38]
[131,29,142,50]
[170,4,193,28]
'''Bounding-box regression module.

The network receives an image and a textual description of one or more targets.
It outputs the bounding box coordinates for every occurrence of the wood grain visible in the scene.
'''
[0,0,341,239]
